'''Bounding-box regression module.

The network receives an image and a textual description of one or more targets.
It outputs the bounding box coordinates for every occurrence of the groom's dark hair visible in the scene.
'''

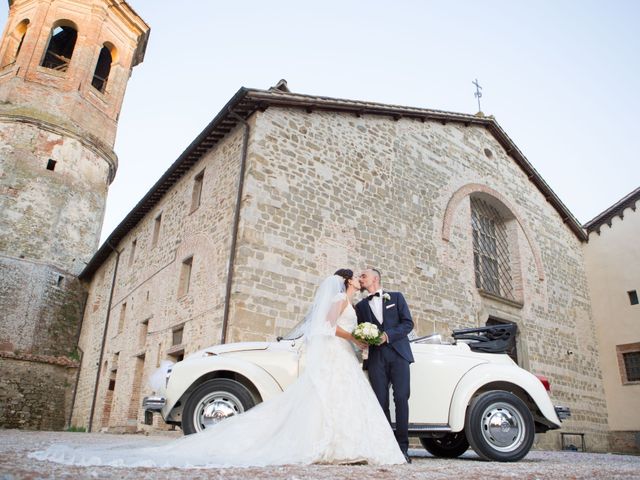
[370,268,382,283]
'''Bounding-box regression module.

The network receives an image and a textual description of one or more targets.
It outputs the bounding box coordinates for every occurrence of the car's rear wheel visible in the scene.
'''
[182,378,256,435]
[464,391,535,462]
[420,431,470,458]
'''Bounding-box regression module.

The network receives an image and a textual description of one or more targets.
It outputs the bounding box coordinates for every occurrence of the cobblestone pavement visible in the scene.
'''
[1,430,639,480]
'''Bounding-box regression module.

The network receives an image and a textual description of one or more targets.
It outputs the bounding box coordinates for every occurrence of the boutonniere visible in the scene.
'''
[382,292,391,302]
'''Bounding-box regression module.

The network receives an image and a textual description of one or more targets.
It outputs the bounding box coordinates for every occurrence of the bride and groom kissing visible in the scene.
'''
[33,268,415,468]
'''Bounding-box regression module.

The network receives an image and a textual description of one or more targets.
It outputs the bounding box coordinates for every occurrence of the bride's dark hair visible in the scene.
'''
[334,269,353,291]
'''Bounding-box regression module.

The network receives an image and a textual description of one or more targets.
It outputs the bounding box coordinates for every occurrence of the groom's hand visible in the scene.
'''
[379,333,388,345]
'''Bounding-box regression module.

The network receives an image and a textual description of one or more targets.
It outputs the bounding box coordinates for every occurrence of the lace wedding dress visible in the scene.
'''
[32,278,405,468]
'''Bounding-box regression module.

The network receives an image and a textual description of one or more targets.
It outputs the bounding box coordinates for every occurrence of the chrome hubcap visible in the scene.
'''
[480,402,525,452]
[195,391,244,431]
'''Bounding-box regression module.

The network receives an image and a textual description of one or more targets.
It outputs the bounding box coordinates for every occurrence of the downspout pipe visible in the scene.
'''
[88,241,122,432]
[221,110,250,344]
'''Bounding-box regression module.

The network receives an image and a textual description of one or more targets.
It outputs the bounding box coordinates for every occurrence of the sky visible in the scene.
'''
[1,1,638,243]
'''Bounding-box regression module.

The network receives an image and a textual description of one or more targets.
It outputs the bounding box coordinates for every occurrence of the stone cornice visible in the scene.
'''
[0,350,79,368]
[106,0,151,66]
[583,186,640,235]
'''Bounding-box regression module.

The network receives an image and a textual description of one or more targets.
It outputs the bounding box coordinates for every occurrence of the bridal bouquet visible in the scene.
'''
[352,322,383,361]
[352,322,384,346]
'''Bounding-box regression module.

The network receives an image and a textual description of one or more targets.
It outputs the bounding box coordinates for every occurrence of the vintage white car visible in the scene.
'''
[143,324,570,462]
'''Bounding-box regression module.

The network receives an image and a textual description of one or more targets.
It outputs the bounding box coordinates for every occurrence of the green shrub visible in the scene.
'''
[66,425,86,432]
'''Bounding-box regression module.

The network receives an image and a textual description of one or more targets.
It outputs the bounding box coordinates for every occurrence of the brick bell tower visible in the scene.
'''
[0,0,148,360]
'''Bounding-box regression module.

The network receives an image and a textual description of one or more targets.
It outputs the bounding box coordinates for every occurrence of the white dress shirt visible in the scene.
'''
[368,288,384,324]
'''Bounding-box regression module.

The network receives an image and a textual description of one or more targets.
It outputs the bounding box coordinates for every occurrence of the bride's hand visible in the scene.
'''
[353,338,368,350]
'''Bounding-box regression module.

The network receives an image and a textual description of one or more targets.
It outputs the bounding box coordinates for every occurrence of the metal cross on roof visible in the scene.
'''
[473,78,483,112]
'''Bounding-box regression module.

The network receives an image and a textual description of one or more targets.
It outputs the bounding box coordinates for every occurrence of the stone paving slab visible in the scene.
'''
[1,430,638,480]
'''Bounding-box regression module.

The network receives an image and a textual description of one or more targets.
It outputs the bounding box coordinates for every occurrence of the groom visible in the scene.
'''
[356,268,414,463]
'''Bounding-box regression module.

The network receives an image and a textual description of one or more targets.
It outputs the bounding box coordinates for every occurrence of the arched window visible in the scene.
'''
[41,22,77,72]
[1,19,29,67]
[471,196,514,300]
[14,20,29,58]
[443,183,545,284]
[92,43,116,92]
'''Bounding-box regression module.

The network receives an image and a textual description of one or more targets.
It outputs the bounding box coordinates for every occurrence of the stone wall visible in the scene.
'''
[229,107,609,450]
[0,255,85,356]
[0,353,78,430]
[0,254,84,430]
[71,125,245,431]
[609,431,640,455]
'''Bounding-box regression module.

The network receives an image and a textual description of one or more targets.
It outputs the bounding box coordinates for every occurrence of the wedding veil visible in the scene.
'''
[298,275,345,340]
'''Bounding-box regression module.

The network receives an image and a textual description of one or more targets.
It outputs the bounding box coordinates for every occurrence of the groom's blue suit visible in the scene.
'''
[355,291,414,454]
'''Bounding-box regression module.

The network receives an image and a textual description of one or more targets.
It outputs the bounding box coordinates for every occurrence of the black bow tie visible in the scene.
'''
[367,292,381,301]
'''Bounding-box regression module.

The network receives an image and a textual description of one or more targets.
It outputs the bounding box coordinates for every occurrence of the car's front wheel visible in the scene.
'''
[182,378,257,435]
[464,391,535,462]
[420,431,470,458]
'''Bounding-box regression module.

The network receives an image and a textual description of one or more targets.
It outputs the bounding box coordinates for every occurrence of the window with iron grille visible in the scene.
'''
[471,197,514,300]
[623,352,640,382]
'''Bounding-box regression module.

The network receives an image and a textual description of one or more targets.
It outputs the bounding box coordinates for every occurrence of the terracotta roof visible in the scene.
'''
[80,85,586,279]
[583,186,640,234]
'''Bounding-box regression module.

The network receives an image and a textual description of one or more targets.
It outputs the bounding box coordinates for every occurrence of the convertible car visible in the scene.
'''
[143,324,570,462]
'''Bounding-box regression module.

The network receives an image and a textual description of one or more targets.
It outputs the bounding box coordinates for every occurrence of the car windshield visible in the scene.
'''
[411,333,449,345]
[279,319,305,341]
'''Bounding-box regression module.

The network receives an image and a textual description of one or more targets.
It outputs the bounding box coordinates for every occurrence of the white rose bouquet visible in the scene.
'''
[353,322,384,361]
[352,322,384,346]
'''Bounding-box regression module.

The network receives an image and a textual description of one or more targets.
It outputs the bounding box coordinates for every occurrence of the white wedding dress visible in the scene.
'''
[32,288,406,468]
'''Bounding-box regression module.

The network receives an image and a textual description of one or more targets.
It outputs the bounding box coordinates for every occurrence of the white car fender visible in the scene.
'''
[162,355,285,418]
[448,363,562,431]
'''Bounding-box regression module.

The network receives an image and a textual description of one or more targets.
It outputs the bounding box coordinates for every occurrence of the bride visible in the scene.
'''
[32,269,406,468]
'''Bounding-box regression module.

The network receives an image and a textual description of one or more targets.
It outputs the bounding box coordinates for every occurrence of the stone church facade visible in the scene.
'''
[70,83,609,451]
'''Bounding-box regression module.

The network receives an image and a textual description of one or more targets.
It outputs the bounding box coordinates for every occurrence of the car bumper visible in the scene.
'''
[142,396,166,425]
[143,395,166,411]
[554,405,571,421]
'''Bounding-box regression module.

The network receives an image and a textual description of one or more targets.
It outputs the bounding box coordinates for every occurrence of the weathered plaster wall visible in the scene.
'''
[584,200,640,454]
[0,120,110,274]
